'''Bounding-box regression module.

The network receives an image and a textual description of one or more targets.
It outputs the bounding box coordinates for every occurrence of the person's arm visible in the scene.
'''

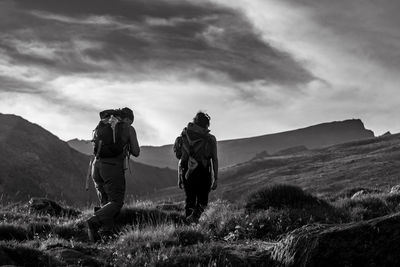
[129,126,140,157]
[211,135,218,190]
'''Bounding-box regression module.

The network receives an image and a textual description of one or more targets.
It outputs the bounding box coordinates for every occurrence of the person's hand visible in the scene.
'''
[178,179,184,190]
[211,179,218,190]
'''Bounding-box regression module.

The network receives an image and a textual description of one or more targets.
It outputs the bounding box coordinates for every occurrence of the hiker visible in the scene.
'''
[86,107,140,242]
[173,111,218,223]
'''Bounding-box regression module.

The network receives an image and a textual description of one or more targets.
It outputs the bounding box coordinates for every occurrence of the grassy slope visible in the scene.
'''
[2,184,400,266]
[150,133,400,202]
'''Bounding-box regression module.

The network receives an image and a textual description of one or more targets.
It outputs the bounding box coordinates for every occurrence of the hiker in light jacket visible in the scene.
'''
[174,111,218,223]
[86,107,140,242]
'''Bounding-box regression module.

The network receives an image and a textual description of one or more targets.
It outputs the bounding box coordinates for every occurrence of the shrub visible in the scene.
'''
[245,184,328,212]
[335,195,390,221]
[199,200,242,238]
[220,206,347,241]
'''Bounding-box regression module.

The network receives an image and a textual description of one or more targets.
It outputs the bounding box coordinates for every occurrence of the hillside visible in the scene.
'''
[0,113,176,206]
[126,119,374,169]
[68,138,93,155]
[150,133,400,202]
[3,183,400,266]
[0,113,93,205]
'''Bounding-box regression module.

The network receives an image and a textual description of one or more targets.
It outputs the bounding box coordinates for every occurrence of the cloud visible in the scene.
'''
[3,0,313,84]
[1,0,399,144]
[212,0,400,135]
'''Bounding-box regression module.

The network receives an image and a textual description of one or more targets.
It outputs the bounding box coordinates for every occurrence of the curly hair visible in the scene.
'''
[193,111,210,128]
[121,107,134,121]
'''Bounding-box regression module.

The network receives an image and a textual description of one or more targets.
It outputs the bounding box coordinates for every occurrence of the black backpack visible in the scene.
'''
[92,110,127,158]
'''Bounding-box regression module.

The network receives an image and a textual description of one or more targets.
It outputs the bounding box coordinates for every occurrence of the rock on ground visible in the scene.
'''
[28,197,80,217]
[390,185,400,194]
[350,190,369,199]
[271,212,400,267]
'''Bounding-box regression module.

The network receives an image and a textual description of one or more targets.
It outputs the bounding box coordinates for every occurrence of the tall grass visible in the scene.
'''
[245,184,328,212]
[2,185,400,266]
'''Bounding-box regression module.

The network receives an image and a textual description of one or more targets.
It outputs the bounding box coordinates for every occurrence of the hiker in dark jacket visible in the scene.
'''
[173,111,218,223]
[86,107,140,242]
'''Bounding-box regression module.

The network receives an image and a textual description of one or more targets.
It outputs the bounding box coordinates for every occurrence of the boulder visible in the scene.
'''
[350,190,368,199]
[28,197,80,217]
[390,185,400,194]
[271,212,400,267]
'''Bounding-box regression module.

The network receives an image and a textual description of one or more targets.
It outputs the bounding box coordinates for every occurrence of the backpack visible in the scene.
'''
[92,109,128,158]
[174,131,212,179]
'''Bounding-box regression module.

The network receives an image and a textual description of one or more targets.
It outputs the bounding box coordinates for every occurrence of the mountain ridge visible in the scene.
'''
[120,119,375,169]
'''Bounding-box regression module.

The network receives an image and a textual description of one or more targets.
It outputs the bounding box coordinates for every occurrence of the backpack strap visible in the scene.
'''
[182,133,202,156]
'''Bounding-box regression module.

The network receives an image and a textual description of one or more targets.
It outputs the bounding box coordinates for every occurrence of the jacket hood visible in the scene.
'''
[182,122,210,139]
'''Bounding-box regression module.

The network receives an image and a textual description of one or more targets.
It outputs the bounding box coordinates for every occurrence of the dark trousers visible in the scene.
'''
[183,164,212,218]
[91,159,125,231]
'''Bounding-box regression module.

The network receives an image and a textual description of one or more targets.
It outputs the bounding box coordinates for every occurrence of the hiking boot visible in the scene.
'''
[86,218,101,242]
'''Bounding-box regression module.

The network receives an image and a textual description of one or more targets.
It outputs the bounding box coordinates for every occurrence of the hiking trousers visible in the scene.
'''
[183,164,212,219]
[91,158,125,231]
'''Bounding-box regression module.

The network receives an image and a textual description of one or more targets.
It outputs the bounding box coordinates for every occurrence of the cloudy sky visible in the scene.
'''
[1,0,399,145]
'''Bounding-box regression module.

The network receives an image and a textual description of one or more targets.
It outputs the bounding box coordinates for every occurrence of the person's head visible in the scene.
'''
[121,107,134,125]
[193,111,210,129]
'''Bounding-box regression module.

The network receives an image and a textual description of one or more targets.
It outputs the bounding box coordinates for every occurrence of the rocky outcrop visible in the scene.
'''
[271,212,400,267]
[390,185,400,194]
[350,190,370,199]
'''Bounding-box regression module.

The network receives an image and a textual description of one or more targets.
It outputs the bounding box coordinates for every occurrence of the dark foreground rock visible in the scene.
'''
[271,212,400,267]
[28,197,81,217]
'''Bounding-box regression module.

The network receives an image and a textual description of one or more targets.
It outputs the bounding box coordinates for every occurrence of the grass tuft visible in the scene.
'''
[334,195,391,221]
[245,184,329,212]
[114,207,185,229]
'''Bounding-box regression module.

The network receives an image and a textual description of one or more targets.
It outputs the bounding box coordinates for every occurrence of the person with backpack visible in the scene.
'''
[86,107,140,242]
[173,111,218,223]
